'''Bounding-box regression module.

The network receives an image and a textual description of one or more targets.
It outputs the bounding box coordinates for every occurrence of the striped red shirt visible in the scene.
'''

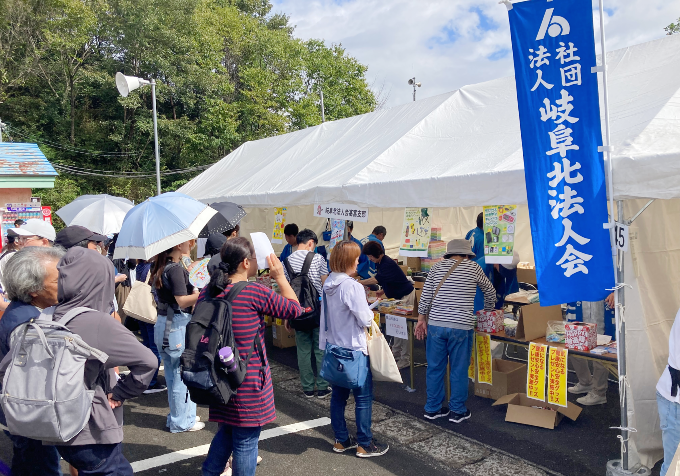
[197,282,302,427]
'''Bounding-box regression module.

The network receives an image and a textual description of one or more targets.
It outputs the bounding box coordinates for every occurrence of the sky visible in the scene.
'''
[271,0,680,108]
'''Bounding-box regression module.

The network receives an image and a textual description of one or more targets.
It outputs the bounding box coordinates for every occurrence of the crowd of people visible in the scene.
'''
[1,214,679,476]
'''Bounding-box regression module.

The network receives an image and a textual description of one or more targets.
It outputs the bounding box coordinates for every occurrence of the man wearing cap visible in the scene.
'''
[55,224,108,251]
[13,219,56,247]
[415,239,495,424]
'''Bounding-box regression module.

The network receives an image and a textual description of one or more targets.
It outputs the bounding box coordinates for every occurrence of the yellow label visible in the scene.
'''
[272,207,287,243]
[527,342,547,401]
[476,333,492,385]
[468,333,476,382]
[275,318,283,326]
[547,347,568,407]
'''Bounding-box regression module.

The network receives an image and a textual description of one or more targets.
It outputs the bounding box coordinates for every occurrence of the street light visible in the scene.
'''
[408,77,422,101]
[116,72,161,195]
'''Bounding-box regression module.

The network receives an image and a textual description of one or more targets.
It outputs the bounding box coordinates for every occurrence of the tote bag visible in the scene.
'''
[123,272,157,324]
[366,320,402,383]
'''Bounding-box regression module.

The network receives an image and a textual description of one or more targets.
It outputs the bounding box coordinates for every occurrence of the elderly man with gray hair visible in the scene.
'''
[0,246,65,476]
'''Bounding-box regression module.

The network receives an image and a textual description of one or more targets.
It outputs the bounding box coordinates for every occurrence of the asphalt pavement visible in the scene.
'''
[0,326,663,475]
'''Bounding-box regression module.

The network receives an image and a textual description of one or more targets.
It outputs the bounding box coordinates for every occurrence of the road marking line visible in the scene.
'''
[130,417,331,472]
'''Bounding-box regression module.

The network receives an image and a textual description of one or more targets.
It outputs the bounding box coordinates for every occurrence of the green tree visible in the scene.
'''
[0,0,378,207]
[666,18,680,35]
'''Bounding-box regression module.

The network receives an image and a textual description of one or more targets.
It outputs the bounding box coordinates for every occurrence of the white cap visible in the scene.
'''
[501,250,521,270]
[7,227,34,237]
[21,219,56,242]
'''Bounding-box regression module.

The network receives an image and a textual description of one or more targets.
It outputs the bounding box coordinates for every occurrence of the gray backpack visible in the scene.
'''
[0,307,108,442]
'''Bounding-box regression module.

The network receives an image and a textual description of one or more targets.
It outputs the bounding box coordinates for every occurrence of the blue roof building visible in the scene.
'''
[0,143,57,189]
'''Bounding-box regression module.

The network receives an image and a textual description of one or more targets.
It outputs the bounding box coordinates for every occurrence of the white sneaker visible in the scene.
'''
[257,455,262,464]
[187,421,205,432]
[576,391,607,406]
[567,382,593,395]
[196,416,201,422]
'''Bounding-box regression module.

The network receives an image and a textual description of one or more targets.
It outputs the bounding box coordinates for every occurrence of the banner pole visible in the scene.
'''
[596,0,630,470]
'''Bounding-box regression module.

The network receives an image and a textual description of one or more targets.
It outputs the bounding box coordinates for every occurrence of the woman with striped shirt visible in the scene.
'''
[415,239,495,424]
[200,237,303,476]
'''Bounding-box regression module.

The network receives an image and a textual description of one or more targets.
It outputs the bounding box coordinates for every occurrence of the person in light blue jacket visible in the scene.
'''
[465,213,493,313]
[357,226,386,279]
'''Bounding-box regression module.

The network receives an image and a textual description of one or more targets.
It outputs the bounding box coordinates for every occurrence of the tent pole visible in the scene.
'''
[616,201,628,470]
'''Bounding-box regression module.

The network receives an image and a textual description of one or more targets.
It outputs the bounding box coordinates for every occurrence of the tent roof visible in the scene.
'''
[179,35,680,208]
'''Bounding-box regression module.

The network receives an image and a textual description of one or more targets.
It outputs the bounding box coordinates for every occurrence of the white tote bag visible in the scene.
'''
[366,320,403,383]
[122,273,157,324]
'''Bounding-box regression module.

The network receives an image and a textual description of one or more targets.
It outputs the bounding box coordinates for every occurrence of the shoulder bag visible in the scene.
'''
[424,259,466,320]
[319,289,368,389]
[123,271,158,324]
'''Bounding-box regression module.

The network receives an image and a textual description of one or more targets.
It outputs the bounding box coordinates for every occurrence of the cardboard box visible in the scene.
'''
[272,324,296,348]
[398,265,408,276]
[492,393,582,429]
[475,359,527,400]
[565,322,597,351]
[516,303,562,341]
[407,257,421,272]
[516,265,537,285]
[476,310,505,333]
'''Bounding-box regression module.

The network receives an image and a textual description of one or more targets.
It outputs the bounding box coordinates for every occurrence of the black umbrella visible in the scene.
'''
[198,202,247,238]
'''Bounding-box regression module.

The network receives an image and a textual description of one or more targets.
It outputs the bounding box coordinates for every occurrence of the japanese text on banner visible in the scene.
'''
[313,203,369,223]
[468,333,476,382]
[547,347,568,407]
[507,0,614,305]
[527,342,547,401]
[271,207,287,244]
[476,333,492,385]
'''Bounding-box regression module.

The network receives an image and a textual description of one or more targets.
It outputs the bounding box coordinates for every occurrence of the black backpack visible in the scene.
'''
[180,282,265,406]
[284,253,321,331]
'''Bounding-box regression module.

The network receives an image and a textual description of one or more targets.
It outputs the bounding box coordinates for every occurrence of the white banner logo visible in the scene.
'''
[536,8,570,41]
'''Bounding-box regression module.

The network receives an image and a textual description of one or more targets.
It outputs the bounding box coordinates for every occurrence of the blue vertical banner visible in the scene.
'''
[507,0,614,306]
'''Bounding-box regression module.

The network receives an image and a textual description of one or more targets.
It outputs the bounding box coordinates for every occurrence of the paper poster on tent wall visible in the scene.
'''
[483,205,517,264]
[330,219,345,250]
[271,207,287,244]
[507,0,614,306]
[399,208,431,257]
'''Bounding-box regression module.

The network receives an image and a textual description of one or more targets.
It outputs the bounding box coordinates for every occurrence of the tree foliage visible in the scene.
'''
[0,0,377,206]
[666,17,680,35]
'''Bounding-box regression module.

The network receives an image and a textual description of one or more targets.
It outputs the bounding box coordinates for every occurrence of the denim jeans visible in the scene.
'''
[330,364,373,447]
[657,391,680,476]
[425,325,474,415]
[5,433,60,476]
[58,443,133,476]
[295,327,328,392]
[154,310,197,432]
[202,425,261,476]
[140,321,160,387]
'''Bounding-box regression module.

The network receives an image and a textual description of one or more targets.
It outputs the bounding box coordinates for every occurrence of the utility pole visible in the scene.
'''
[320,88,325,123]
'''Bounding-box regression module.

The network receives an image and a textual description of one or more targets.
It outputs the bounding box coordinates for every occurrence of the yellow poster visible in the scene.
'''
[468,333,476,382]
[476,333,492,385]
[547,347,568,407]
[527,342,547,401]
[271,207,287,244]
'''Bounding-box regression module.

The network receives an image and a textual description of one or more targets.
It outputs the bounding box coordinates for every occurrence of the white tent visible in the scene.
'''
[180,35,680,208]
[180,35,680,469]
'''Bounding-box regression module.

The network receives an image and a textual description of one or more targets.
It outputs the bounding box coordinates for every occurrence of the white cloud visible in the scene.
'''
[272,0,680,107]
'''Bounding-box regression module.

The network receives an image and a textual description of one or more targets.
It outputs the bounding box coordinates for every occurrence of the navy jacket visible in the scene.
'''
[0,300,40,359]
